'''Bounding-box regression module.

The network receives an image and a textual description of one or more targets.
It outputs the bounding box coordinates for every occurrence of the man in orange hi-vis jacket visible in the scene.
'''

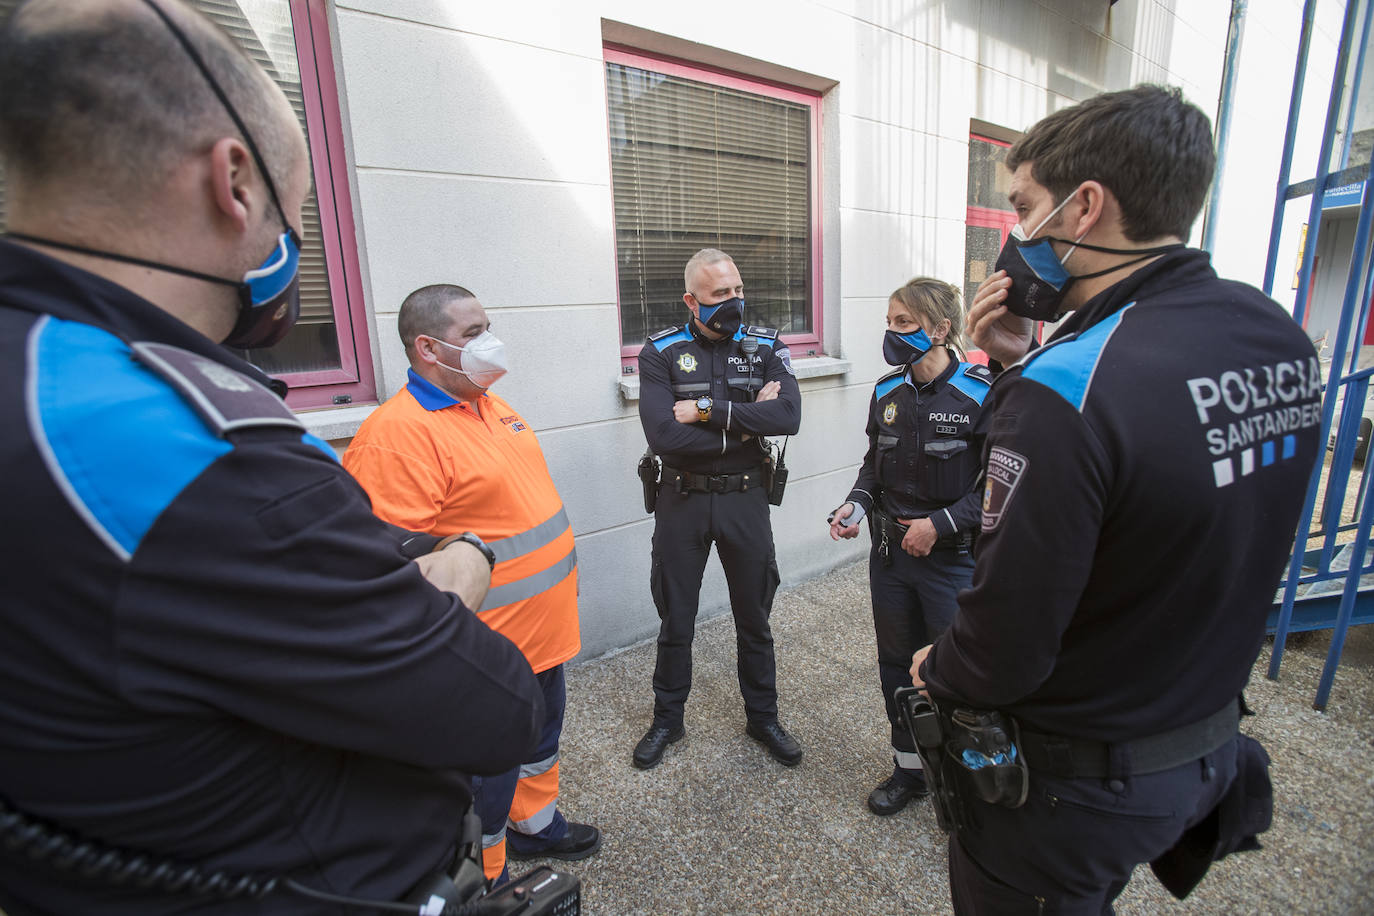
[343,284,600,884]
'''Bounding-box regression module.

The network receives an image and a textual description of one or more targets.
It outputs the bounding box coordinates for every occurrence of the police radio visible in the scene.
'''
[762,436,789,506]
[0,797,581,915]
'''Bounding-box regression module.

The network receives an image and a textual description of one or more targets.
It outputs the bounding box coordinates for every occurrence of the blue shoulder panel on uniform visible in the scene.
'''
[26,317,233,561]
[651,326,692,351]
[948,363,992,405]
[302,432,341,462]
[874,369,910,400]
[1021,303,1136,412]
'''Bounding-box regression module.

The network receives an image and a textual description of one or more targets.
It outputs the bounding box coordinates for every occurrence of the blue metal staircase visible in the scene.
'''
[1262,0,1374,710]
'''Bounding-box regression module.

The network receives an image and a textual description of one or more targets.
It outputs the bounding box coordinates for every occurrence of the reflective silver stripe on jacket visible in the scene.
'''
[488,506,571,564]
[479,545,578,612]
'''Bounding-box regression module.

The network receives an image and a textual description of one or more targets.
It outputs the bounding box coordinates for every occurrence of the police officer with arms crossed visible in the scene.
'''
[0,1,543,913]
[910,85,1323,914]
[632,248,803,769]
[828,277,990,817]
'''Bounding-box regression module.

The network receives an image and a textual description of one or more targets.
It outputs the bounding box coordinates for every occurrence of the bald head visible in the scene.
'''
[0,0,302,209]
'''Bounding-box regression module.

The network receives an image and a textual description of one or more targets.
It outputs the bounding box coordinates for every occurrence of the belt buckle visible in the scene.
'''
[707,474,728,493]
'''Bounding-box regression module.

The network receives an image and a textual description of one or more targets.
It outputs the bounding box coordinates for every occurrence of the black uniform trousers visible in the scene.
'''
[870,537,973,761]
[649,482,780,727]
[949,736,1239,915]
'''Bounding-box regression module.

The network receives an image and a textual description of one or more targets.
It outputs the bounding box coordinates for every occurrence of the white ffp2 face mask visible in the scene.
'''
[430,330,508,389]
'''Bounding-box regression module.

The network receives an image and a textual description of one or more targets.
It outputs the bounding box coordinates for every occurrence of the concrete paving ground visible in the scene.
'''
[536,559,1374,915]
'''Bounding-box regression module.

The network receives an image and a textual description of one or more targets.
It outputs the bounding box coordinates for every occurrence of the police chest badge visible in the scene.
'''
[677,353,698,373]
[982,446,1027,532]
[883,402,898,425]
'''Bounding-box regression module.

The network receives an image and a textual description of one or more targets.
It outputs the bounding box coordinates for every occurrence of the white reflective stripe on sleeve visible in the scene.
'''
[941,507,956,533]
[894,749,924,770]
[510,800,558,836]
[482,826,507,848]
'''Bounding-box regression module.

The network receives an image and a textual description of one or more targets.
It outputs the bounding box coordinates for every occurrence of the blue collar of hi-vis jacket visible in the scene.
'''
[405,368,491,412]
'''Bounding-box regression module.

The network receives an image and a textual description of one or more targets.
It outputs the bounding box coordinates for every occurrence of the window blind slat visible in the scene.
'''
[607,60,813,347]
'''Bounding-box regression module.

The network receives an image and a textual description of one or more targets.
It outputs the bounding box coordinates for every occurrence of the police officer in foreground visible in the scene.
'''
[632,248,803,769]
[0,1,542,913]
[828,277,990,816]
[911,85,1322,913]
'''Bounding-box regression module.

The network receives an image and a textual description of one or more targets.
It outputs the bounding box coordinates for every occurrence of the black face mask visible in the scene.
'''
[993,190,1184,321]
[882,327,933,366]
[697,296,744,337]
[992,230,1182,321]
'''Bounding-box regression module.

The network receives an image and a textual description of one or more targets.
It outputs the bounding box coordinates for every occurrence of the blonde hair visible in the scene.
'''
[890,277,965,358]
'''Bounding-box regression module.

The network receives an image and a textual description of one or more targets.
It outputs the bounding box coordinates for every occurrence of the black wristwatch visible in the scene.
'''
[439,531,496,569]
[696,395,713,422]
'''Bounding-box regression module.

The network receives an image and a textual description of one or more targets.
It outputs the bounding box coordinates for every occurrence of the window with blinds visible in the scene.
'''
[605,51,819,353]
[0,0,361,392]
[964,134,1018,318]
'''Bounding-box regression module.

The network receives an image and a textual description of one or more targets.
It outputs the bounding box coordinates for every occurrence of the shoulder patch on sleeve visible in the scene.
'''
[745,325,779,339]
[982,446,1028,532]
[130,342,302,437]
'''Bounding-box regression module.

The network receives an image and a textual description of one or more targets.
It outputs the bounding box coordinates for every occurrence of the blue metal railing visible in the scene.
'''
[1266,0,1374,710]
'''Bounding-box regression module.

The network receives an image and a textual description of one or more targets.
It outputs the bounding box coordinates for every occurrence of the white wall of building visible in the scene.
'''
[317,0,1308,660]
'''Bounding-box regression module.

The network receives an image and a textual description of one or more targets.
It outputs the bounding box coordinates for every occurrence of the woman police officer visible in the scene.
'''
[827,277,993,816]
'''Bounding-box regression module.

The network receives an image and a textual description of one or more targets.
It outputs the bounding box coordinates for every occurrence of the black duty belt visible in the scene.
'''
[1018,701,1240,779]
[876,510,973,552]
[662,465,764,494]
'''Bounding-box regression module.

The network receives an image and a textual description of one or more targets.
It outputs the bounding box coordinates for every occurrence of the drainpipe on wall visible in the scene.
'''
[1201,0,1247,256]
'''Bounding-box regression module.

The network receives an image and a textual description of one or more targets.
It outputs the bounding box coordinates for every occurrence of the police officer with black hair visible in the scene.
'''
[911,85,1323,914]
[828,277,990,817]
[632,248,803,770]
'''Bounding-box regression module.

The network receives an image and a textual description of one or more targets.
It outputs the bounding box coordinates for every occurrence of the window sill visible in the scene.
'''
[617,355,851,401]
[297,403,377,442]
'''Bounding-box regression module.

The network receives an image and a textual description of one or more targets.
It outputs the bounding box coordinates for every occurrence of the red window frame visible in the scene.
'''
[604,46,825,370]
[279,0,375,410]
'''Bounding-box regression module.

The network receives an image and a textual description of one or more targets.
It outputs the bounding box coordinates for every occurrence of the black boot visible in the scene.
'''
[867,767,929,816]
[632,723,684,769]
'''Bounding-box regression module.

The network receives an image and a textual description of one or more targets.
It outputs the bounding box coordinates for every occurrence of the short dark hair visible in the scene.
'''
[0,0,296,201]
[1006,84,1216,241]
[398,284,477,354]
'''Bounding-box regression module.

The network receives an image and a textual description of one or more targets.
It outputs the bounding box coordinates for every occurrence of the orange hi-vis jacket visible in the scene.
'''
[343,370,579,673]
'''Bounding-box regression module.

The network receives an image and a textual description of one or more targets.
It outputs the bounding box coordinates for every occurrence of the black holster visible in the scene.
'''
[895,689,1030,836]
[895,687,965,834]
[638,448,660,514]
